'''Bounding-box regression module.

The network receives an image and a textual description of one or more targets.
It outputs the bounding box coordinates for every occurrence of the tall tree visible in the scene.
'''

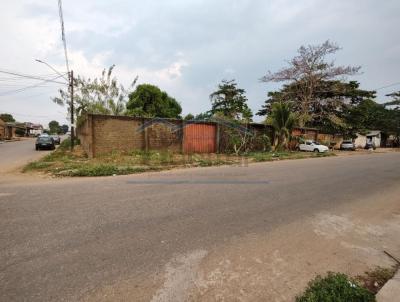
[48,120,61,134]
[260,41,361,126]
[210,79,253,121]
[126,84,182,118]
[0,113,15,123]
[53,65,137,122]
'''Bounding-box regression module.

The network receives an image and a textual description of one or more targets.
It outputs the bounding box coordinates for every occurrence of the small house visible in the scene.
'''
[354,131,382,148]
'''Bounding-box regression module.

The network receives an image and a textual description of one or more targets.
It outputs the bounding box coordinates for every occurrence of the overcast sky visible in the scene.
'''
[1,0,399,126]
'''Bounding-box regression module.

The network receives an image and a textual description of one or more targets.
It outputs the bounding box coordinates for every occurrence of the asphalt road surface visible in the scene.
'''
[0,151,399,301]
[0,138,50,174]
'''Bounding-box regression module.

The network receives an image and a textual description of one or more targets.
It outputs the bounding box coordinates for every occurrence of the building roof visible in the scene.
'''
[366,130,381,136]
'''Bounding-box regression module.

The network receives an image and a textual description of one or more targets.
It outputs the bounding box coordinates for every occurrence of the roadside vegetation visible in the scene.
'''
[23,138,335,177]
[296,265,398,302]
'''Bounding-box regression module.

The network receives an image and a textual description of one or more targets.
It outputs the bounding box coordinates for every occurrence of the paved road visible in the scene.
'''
[0,152,399,301]
[0,138,50,174]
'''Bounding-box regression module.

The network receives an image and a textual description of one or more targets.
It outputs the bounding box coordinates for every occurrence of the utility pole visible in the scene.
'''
[70,70,74,151]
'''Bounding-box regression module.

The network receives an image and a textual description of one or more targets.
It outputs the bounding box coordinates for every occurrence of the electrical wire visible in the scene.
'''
[0,70,67,84]
[374,82,400,91]
[0,74,66,97]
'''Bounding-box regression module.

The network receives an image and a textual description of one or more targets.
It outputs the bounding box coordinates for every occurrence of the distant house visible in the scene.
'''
[0,118,5,140]
[30,124,44,136]
[354,131,382,148]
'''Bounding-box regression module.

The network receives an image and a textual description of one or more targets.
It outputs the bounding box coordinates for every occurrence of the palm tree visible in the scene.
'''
[269,102,296,150]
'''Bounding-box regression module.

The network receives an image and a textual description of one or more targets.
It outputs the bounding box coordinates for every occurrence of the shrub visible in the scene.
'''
[296,272,375,302]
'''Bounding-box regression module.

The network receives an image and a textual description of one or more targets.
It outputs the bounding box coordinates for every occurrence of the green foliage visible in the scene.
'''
[194,111,213,120]
[60,124,69,134]
[48,120,61,134]
[269,102,297,150]
[0,113,15,122]
[296,272,375,302]
[53,65,137,120]
[210,79,252,121]
[126,84,182,118]
[184,113,195,120]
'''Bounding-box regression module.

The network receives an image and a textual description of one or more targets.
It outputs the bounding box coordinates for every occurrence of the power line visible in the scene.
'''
[0,75,66,97]
[374,81,400,91]
[35,59,68,81]
[0,70,67,84]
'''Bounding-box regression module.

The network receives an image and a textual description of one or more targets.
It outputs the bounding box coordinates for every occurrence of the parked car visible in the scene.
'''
[340,140,356,151]
[50,135,61,145]
[364,141,376,150]
[35,136,55,150]
[298,140,329,153]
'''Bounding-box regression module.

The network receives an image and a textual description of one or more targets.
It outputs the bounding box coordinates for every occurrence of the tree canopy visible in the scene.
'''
[0,113,15,123]
[126,84,182,118]
[210,79,253,121]
[259,41,361,127]
[53,65,137,123]
[48,120,61,134]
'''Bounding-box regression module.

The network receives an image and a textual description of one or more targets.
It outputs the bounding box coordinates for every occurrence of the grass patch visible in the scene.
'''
[356,266,398,294]
[249,151,335,162]
[296,272,375,302]
[24,145,337,177]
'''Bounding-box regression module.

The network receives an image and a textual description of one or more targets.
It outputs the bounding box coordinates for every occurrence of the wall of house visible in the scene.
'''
[0,119,5,140]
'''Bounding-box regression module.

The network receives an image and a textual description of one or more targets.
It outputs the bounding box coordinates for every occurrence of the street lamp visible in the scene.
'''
[35,59,69,81]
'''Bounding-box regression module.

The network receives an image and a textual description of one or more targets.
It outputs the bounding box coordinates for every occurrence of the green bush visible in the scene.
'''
[296,272,375,302]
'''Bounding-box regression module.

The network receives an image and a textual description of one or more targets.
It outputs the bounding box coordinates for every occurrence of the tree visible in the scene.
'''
[385,91,400,108]
[0,113,15,122]
[260,41,361,127]
[53,65,137,124]
[194,111,213,120]
[60,124,69,134]
[210,79,253,121]
[269,102,297,150]
[258,80,375,134]
[48,120,61,134]
[126,84,182,118]
[184,113,195,120]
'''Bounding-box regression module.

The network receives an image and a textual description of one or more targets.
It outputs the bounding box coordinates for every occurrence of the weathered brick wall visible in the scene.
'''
[92,115,144,156]
[146,119,183,152]
[77,115,93,157]
[78,114,344,156]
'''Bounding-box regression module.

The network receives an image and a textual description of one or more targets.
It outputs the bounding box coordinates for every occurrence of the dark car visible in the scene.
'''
[36,136,55,150]
[364,141,376,150]
[50,135,61,145]
[340,140,356,151]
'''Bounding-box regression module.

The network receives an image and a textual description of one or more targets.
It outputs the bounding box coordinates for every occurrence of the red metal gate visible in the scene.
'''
[183,123,216,153]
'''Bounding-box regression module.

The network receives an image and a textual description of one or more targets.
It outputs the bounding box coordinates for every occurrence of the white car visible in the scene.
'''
[298,140,329,153]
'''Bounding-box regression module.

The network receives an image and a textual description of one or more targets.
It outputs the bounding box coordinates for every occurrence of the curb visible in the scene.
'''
[376,268,400,302]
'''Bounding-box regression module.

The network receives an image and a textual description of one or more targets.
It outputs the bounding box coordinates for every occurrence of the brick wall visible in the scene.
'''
[92,115,144,156]
[146,119,183,152]
[77,114,343,157]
